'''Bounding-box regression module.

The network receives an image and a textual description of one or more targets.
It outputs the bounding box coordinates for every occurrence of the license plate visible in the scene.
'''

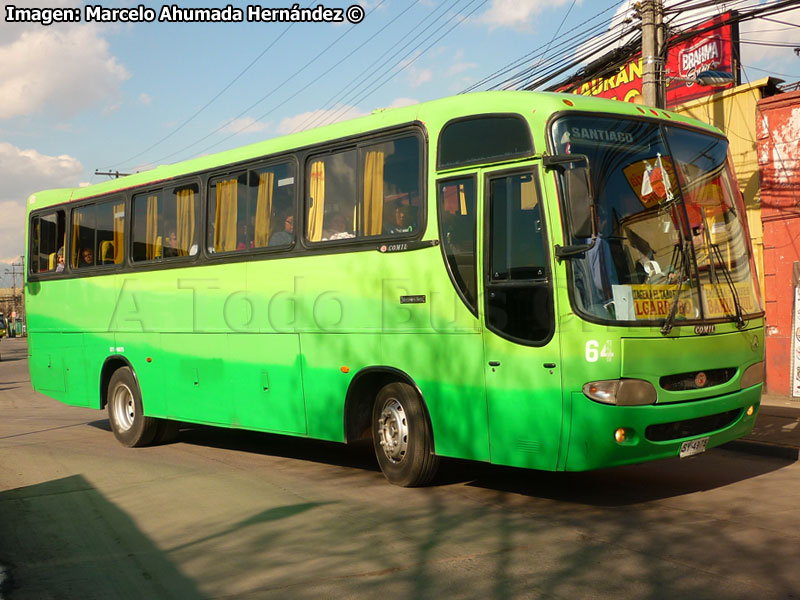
[679,437,709,458]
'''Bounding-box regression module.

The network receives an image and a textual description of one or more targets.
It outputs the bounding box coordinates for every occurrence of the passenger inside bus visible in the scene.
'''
[55,248,65,272]
[323,213,354,240]
[79,248,94,267]
[164,230,180,257]
[269,214,294,246]
[387,202,414,234]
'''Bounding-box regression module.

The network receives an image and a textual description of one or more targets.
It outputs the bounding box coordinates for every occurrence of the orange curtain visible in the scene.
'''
[113,202,125,263]
[146,194,159,260]
[363,150,384,236]
[308,161,325,242]
[254,172,274,248]
[176,188,195,256]
[214,179,238,252]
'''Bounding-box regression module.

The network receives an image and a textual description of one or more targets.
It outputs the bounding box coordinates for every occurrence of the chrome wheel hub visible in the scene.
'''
[377,399,408,464]
[112,384,135,432]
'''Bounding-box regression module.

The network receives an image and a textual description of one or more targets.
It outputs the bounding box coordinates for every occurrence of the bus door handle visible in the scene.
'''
[543,363,556,369]
[488,361,501,367]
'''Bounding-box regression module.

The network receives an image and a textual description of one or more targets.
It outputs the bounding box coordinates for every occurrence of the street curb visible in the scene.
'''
[722,439,800,461]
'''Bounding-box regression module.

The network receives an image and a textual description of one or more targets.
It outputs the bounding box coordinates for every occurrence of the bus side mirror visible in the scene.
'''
[563,166,593,239]
[544,153,596,258]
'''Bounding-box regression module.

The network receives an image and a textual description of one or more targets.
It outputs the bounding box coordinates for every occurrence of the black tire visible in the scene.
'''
[372,382,439,487]
[152,419,180,445]
[107,367,158,447]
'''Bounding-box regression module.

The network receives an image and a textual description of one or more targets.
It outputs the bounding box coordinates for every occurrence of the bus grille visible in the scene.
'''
[645,409,741,442]
[659,368,736,391]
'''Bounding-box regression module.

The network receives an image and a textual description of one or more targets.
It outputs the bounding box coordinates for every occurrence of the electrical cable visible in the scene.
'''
[293,0,463,133]
[525,0,800,92]
[308,0,482,129]
[146,0,386,166]
[481,6,635,91]
[461,0,621,93]
[108,1,313,170]
[197,0,483,155]
[286,0,428,134]
[314,0,489,129]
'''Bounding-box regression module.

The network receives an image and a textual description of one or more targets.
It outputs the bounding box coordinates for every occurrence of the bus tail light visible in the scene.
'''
[583,379,657,406]
[740,361,764,389]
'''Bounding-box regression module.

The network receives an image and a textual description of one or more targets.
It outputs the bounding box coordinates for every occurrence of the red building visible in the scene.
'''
[758,89,800,396]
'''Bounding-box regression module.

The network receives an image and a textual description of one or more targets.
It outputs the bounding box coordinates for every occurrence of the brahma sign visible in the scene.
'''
[560,13,739,108]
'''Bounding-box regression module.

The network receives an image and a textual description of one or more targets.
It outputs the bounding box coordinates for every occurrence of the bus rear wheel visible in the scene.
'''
[372,382,439,487]
[107,366,158,448]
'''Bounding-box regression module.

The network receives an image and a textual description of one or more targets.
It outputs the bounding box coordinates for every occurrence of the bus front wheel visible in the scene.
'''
[107,367,158,448]
[372,382,439,487]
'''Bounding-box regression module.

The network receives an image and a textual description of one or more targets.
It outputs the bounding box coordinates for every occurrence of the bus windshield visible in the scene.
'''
[551,115,761,327]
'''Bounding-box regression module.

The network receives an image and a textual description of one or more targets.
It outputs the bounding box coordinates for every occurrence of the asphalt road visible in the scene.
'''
[1,336,799,600]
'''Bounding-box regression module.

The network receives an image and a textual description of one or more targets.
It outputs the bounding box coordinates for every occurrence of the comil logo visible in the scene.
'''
[679,36,722,78]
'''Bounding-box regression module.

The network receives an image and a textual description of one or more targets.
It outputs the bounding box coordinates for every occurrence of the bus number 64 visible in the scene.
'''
[585,340,614,362]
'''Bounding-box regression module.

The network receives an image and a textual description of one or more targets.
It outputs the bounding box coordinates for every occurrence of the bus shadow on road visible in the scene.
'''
[0,474,205,599]
[456,448,795,506]
[153,422,383,474]
[87,419,793,503]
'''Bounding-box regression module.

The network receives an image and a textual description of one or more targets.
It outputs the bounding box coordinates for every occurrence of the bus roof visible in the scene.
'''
[26,90,718,212]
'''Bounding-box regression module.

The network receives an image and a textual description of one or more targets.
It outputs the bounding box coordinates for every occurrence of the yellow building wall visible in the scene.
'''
[671,77,774,299]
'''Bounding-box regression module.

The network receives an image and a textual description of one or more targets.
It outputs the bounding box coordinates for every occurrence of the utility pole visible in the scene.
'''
[641,0,660,108]
[655,0,665,108]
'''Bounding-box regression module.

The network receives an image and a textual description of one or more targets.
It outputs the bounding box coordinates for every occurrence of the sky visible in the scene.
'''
[1,0,798,283]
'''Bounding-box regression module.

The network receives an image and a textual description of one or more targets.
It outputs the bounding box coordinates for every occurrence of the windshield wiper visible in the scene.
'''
[661,239,691,336]
[708,242,746,329]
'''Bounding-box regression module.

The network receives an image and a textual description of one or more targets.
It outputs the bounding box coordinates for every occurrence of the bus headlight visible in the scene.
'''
[583,379,657,406]
[740,361,764,389]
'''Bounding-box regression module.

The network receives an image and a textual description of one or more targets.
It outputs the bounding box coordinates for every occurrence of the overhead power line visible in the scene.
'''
[199,0,474,153]
[501,0,800,93]
[146,0,387,166]
[292,0,462,133]
[461,0,625,93]
[109,1,313,171]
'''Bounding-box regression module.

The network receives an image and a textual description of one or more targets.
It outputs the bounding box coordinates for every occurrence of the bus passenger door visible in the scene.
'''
[481,167,563,470]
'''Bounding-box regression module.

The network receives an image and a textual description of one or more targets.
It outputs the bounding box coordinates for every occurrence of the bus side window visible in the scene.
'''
[486,171,552,344]
[251,162,295,249]
[72,205,96,268]
[362,136,420,238]
[306,150,357,243]
[96,201,124,265]
[438,177,477,314]
[305,134,422,243]
[208,174,248,253]
[29,210,65,274]
[132,191,163,262]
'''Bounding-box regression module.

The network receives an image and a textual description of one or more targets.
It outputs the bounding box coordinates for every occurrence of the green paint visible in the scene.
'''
[25,92,763,473]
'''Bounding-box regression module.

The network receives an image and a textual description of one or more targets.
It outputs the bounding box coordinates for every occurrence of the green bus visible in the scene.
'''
[25,91,765,486]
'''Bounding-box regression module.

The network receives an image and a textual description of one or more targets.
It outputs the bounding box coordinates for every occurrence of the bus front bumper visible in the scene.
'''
[564,385,762,471]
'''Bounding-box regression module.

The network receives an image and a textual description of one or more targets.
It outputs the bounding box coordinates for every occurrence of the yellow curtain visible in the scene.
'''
[113,202,125,263]
[254,172,274,248]
[146,194,159,260]
[520,179,538,210]
[308,161,325,242]
[363,151,384,236]
[214,179,238,252]
[176,188,195,256]
[459,185,467,216]
[71,210,84,268]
